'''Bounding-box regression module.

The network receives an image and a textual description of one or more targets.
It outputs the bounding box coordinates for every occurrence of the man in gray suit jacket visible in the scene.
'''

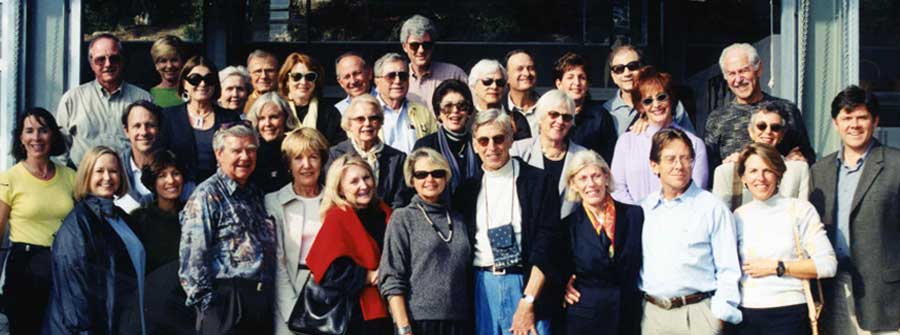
[809,85,900,335]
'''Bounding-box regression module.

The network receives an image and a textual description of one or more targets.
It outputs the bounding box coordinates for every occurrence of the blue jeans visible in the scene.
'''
[474,270,552,335]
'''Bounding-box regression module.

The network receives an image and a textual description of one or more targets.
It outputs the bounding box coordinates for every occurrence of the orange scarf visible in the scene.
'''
[584,197,616,254]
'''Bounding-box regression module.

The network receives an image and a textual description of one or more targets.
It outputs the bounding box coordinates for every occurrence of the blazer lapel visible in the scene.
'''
[275,187,302,294]
[850,143,885,215]
[526,138,543,168]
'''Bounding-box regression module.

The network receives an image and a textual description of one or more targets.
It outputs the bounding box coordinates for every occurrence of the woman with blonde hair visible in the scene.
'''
[44,146,146,334]
[303,153,393,335]
[149,35,186,107]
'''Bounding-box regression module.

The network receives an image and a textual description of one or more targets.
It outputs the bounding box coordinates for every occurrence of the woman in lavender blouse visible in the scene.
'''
[609,66,708,205]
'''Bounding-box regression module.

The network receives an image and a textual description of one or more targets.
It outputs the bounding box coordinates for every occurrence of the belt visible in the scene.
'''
[475,265,524,275]
[10,242,51,253]
[215,278,272,292]
[643,291,713,310]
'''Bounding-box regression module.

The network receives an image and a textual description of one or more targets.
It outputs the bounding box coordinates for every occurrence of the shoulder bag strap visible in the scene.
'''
[789,200,824,335]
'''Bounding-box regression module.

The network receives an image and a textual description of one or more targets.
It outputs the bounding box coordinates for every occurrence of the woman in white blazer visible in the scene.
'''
[510,89,587,218]
[263,128,331,335]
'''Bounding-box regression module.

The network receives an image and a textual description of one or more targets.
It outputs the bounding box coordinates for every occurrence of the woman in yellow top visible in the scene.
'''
[0,107,76,335]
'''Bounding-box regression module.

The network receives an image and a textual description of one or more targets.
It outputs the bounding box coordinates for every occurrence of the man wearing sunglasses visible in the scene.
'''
[704,43,815,171]
[453,109,562,335]
[56,33,152,167]
[400,15,468,115]
[373,53,438,154]
[602,44,695,136]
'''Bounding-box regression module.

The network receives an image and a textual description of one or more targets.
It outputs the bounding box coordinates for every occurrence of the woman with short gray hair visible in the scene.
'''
[379,148,473,335]
[218,66,252,111]
[246,92,296,192]
[510,89,587,217]
[469,59,532,140]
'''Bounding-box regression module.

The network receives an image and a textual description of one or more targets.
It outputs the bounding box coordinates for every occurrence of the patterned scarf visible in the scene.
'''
[351,139,384,181]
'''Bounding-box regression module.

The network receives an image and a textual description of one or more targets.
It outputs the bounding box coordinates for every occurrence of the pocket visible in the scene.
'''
[698,301,724,334]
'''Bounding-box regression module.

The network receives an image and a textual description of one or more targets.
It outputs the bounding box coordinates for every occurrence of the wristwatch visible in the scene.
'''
[522,294,536,304]
[396,325,412,335]
[776,261,786,277]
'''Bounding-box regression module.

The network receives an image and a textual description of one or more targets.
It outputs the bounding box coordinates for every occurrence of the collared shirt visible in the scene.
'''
[407,61,468,114]
[834,141,874,261]
[703,93,815,166]
[179,170,276,311]
[603,89,696,136]
[378,95,417,154]
[56,80,152,165]
[473,159,523,267]
[129,156,152,196]
[335,88,378,115]
[508,92,539,135]
[610,124,709,205]
[640,182,742,324]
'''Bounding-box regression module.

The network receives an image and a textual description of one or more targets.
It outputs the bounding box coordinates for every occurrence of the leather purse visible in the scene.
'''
[288,275,351,335]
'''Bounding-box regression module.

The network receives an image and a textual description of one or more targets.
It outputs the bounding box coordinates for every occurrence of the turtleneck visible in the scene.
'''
[444,128,468,159]
[483,158,515,177]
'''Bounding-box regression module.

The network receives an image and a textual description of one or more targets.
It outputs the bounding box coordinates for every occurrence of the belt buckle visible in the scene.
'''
[491,265,506,276]
[659,297,673,310]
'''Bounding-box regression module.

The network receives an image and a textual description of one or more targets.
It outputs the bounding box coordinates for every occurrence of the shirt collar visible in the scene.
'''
[92,80,124,98]
[376,93,408,114]
[276,183,322,206]
[507,92,537,115]
[608,89,635,113]
[214,169,244,195]
[836,140,875,168]
[649,181,700,209]
[409,62,432,79]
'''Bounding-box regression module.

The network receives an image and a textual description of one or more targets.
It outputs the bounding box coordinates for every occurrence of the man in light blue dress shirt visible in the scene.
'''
[334,52,376,114]
[373,53,438,153]
[639,128,742,334]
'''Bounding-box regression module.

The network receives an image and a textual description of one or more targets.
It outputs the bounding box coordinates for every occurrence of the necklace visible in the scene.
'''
[189,107,212,128]
[416,204,453,243]
[542,144,567,160]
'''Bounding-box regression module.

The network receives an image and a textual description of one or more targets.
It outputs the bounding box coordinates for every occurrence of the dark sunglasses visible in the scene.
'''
[755,122,785,133]
[480,78,507,87]
[408,41,435,51]
[185,73,218,86]
[440,101,471,114]
[640,93,669,107]
[412,169,448,180]
[289,72,318,83]
[610,61,642,74]
[475,135,507,146]
[219,120,253,130]
[351,115,384,123]
[378,71,409,81]
[92,54,122,66]
[547,111,574,122]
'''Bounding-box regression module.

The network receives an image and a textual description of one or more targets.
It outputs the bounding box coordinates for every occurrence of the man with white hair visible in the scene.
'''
[334,52,376,114]
[245,50,280,114]
[400,14,468,113]
[373,53,438,153]
[704,43,814,169]
[469,59,532,140]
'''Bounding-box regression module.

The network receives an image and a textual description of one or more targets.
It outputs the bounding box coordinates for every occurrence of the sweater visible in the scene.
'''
[379,195,472,321]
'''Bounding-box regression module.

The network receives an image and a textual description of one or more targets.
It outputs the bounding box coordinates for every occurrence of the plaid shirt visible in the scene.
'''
[178,170,276,311]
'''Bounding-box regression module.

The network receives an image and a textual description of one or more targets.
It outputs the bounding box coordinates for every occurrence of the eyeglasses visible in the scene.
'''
[660,155,694,166]
[547,111,574,122]
[289,72,318,83]
[350,115,384,124]
[440,101,470,114]
[92,54,122,66]
[755,122,785,133]
[219,120,253,130]
[412,169,448,180]
[475,135,507,146]
[610,61,642,74]
[640,93,669,107]
[407,41,435,51]
[377,71,409,82]
[480,78,507,87]
[185,73,218,86]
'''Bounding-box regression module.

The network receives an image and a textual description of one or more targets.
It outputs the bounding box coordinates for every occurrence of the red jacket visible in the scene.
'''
[306,202,392,320]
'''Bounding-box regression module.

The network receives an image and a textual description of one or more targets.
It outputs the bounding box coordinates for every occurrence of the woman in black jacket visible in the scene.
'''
[44,146,145,334]
[246,92,296,193]
[559,150,643,335]
[158,56,240,183]
[277,52,346,145]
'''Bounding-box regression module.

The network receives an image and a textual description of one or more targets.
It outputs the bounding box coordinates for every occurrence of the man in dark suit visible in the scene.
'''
[809,85,900,334]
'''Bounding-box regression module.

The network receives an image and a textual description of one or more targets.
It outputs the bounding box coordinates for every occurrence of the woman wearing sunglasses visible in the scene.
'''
[510,89,587,218]
[246,92,297,193]
[159,56,241,183]
[277,52,346,145]
[329,94,410,208]
[379,148,473,335]
[468,59,532,141]
[712,103,810,210]
[609,66,708,205]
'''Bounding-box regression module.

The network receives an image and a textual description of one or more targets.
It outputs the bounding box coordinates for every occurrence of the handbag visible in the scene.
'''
[789,200,825,335]
[287,274,352,335]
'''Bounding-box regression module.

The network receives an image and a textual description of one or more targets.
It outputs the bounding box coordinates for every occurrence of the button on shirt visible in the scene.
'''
[640,182,742,324]
[56,80,152,165]
[834,142,874,263]
[603,89,695,136]
[179,170,276,311]
[378,96,417,154]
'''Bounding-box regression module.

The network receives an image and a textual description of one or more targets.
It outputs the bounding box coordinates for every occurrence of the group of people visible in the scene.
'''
[0,13,897,335]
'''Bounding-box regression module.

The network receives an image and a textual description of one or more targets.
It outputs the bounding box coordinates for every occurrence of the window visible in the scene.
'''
[82,0,203,41]
[859,0,900,93]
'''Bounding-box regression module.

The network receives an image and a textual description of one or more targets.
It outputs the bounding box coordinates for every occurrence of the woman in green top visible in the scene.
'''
[150,35,186,107]
[0,107,75,334]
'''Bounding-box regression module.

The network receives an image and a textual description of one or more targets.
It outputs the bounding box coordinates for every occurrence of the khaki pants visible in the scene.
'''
[822,272,900,335]
[642,298,724,335]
